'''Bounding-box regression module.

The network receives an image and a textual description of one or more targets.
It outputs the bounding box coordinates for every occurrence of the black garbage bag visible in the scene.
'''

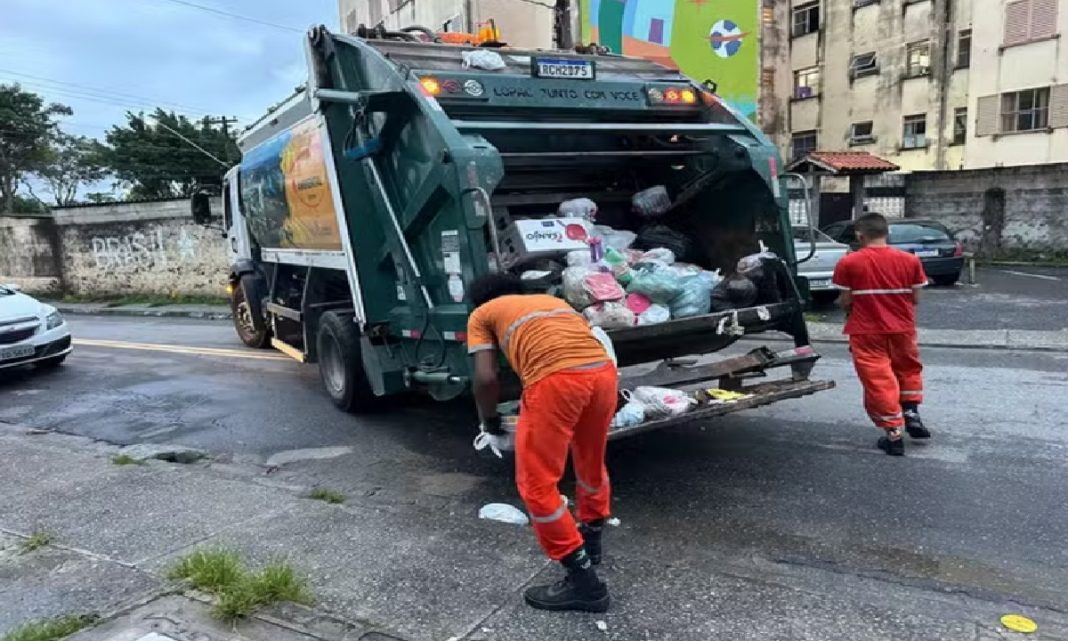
[711,274,759,312]
[634,224,697,264]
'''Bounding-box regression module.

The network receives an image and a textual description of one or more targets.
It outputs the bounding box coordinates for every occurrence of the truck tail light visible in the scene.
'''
[648,86,698,105]
[419,77,442,96]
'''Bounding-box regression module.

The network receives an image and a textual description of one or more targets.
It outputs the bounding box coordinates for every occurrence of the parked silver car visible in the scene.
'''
[792,227,849,304]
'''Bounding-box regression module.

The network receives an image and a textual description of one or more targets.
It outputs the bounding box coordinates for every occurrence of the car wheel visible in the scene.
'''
[232,282,270,348]
[317,311,377,413]
[932,273,960,286]
[36,354,67,369]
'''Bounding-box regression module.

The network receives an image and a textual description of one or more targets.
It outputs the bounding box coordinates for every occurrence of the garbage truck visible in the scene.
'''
[192,25,833,439]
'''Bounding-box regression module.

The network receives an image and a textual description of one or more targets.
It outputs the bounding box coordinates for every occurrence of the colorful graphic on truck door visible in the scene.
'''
[579,0,759,121]
[239,116,343,251]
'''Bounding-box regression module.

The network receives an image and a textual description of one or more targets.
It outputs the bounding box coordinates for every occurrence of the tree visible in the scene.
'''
[101,109,238,199]
[0,84,72,212]
[35,133,109,207]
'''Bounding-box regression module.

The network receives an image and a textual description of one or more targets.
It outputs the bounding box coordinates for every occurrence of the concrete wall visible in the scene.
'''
[0,199,228,296]
[905,163,1068,256]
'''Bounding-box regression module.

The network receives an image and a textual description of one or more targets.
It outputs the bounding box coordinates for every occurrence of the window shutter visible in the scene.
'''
[1004,0,1031,45]
[1050,84,1068,129]
[975,95,1000,136]
[1030,0,1058,38]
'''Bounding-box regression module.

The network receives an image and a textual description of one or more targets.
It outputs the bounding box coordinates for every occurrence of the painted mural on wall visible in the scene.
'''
[580,0,759,120]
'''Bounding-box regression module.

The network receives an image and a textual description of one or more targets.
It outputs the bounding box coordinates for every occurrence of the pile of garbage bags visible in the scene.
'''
[560,228,722,329]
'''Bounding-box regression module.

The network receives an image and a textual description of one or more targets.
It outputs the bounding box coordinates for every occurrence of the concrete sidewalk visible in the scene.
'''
[51,301,1068,352]
[3,425,1067,641]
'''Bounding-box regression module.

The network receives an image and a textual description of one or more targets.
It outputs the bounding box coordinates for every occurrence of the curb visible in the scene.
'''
[55,305,233,321]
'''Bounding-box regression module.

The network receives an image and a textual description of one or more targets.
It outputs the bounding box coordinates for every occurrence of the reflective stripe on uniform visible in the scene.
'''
[852,288,914,295]
[870,412,903,421]
[468,343,496,354]
[500,309,582,353]
[529,501,569,524]
[576,477,606,494]
[900,390,923,396]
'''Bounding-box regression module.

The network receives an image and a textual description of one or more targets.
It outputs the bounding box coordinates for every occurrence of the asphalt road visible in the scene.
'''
[814,265,1068,331]
[3,315,1068,638]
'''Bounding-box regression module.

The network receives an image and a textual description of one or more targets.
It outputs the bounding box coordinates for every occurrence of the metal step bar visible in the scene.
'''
[451,121,747,134]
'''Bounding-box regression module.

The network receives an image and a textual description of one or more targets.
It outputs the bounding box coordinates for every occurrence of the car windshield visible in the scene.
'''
[792,227,837,243]
[890,222,952,244]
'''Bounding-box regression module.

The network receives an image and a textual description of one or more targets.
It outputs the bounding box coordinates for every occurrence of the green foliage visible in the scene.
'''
[306,487,346,504]
[0,614,98,641]
[35,133,108,207]
[0,84,71,213]
[167,548,313,622]
[101,109,238,199]
[19,530,53,554]
[8,194,48,215]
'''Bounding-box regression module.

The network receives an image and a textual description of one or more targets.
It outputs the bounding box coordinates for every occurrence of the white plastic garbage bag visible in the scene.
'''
[584,301,636,329]
[559,198,599,221]
[632,185,671,218]
[637,303,670,325]
[462,50,506,71]
[593,225,637,251]
[611,399,646,429]
[566,250,593,267]
[478,503,529,525]
[630,386,696,419]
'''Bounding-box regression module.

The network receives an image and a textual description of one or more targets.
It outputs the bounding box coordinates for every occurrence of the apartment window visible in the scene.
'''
[906,41,931,77]
[792,2,820,37]
[793,67,820,99]
[953,107,968,144]
[850,121,875,144]
[850,52,879,78]
[1004,0,1058,46]
[791,131,818,161]
[902,114,927,149]
[957,29,972,67]
[1001,88,1050,132]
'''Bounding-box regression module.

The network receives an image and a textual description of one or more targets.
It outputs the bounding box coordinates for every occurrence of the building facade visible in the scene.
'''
[776,0,1068,171]
[338,0,556,50]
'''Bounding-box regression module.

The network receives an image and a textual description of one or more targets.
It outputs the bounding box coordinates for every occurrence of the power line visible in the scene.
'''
[0,68,216,115]
[146,0,303,33]
[1,79,212,118]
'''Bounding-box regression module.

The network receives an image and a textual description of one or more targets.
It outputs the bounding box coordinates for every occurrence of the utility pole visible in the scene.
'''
[554,0,573,50]
[204,116,240,164]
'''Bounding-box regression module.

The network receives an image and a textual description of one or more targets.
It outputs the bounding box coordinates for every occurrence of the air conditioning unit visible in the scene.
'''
[850,134,877,145]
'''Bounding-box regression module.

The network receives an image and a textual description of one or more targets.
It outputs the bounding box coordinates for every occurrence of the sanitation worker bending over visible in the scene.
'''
[833,213,932,456]
[467,273,616,613]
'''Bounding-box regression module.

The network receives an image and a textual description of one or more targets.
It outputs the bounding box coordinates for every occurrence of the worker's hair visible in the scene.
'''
[469,273,525,307]
[854,212,889,239]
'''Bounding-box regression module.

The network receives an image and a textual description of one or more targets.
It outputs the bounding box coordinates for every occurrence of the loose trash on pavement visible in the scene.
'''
[478,503,529,525]
[1000,614,1038,633]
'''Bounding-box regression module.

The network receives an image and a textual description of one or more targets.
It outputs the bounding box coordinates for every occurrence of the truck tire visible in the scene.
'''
[231,282,270,348]
[317,311,376,413]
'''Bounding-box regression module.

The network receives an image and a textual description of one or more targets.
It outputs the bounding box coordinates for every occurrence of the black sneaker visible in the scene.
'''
[904,410,931,439]
[877,436,905,456]
[579,520,604,566]
[524,548,610,613]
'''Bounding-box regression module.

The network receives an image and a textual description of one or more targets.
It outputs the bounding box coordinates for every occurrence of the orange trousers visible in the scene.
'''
[515,363,617,561]
[849,332,924,430]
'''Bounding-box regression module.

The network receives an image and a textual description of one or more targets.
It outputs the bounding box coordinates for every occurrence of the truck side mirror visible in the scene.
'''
[191,192,213,225]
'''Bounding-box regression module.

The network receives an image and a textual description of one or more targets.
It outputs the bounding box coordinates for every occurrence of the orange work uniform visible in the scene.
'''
[467,294,617,560]
[832,247,927,431]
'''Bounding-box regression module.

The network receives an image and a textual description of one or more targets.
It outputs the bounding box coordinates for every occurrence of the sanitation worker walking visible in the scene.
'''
[467,273,616,612]
[832,213,933,456]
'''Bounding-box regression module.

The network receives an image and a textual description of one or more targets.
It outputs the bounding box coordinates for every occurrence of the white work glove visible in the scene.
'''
[473,425,514,458]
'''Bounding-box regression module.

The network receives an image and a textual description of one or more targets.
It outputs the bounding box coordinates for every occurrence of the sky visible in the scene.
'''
[2,0,338,182]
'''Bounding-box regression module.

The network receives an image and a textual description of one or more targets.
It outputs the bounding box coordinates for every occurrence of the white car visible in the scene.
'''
[0,284,72,371]
[792,227,850,303]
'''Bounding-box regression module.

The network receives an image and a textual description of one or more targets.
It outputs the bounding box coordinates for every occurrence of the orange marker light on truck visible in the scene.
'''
[664,89,680,103]
[419,77,441,96]
[681,89,697,104]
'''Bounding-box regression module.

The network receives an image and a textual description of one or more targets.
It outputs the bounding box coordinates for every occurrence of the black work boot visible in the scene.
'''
[877,429,905,456]
[524,547,609,613]
[579,519,605,565]
[903,404,931,439]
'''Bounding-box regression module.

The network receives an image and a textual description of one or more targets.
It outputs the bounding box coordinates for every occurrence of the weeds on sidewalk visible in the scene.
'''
[167,549,313,621]
[19,530,52,554]
[306,487,345,504]
[111,454,143,466]
[1,614,98,641]
[58,293,229,307]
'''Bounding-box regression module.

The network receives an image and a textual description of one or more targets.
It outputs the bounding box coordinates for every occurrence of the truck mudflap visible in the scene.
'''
[607,378,835,441]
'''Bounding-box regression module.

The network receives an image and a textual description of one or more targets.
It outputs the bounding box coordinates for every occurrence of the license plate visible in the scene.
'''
[914,249,939,258]
[809,278,831,288]
[532,57,595,80]
[0,344,34,362]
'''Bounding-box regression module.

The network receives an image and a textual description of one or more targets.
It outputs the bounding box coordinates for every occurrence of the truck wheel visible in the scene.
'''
[232,282,270,348]
[317,311,376,413]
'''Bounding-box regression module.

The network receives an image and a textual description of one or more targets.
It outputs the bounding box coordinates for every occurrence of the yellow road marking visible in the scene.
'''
[73,338,290,361]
